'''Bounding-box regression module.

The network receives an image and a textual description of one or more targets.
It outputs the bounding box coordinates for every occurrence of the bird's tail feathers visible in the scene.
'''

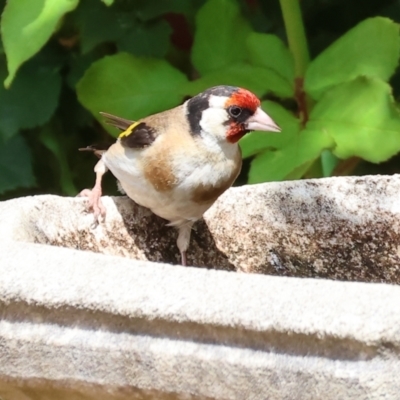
[100,112,135,131]
[78,144,111,158]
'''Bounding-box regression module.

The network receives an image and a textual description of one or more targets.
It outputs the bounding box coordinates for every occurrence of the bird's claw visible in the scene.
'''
[78,188,106,223]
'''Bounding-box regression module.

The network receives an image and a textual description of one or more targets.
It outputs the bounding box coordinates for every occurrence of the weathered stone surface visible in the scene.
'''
[1,175,400,282]
[1,241,400,400]
[207,174,400,281]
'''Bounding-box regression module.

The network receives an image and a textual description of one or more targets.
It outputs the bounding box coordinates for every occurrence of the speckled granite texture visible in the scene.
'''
[1,174,400,282]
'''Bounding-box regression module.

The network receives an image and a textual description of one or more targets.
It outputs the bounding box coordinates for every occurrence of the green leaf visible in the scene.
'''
[284,160,315,181]
[242,100,334,183]
[39,125,77,195]
[136,0,202,21]
[76,53,188,135]
[1,0,79,87]
[76,0,123,54]
[247,128,334,183]
[77,0,174,56]
[0,52,62,141]
[240,101,299,158]
[246,32,295,84]
[192,0,252,75]
[67,51,101,89]
[307,77,400,163]
[101,0,113,6]
[305,17,400,100]
[186,63,293,99]
[0,134,35,194]
[117,20,172,58]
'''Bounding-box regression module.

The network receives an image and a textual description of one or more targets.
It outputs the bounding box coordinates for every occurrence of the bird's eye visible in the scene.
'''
[228,106,242,118]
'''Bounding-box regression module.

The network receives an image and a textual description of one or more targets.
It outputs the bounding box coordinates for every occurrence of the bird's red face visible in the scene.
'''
[186,86,280,145]
[224,88,281,143]
[224,88,261,143]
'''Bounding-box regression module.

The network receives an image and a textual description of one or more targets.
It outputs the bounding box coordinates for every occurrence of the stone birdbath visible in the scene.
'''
[1,174,400,399]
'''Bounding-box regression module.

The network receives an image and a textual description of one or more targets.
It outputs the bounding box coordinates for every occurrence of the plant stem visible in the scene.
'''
[332,157,361,176]
[279,0,311,125]
[279,0,310,78]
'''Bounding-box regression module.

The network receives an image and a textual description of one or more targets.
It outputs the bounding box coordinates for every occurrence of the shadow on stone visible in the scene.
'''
[113,197,236,271]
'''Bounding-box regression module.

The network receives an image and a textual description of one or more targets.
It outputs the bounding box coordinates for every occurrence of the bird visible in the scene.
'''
[79,85,281,266]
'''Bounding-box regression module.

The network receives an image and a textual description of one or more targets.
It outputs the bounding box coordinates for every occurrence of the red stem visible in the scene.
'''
[295,77,309,126]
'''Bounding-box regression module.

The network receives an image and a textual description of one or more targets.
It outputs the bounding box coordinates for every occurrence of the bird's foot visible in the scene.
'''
[78,187,106,223]
[180,251,187,267]
[177,222,194,267]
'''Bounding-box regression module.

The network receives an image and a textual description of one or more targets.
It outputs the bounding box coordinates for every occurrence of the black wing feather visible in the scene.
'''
[120,122,157,149]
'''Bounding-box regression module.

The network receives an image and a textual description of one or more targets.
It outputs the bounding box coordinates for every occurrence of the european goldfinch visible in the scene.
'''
[79,85,280,266]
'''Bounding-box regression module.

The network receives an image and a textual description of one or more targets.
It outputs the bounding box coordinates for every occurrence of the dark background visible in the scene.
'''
[1,0,399,201]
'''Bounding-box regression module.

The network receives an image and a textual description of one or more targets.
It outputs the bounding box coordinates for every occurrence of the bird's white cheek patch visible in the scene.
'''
[200,108,228,142]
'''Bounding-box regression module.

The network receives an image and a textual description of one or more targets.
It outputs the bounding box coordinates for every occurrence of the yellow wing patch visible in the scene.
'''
[119,121,142,138]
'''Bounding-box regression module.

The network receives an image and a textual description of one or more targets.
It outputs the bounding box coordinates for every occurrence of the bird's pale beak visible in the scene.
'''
[245,108,281,132]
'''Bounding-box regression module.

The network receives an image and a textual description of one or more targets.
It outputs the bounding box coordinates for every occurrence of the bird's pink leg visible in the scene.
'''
[78,159,108,221]
[181,250,187,267]
[177,222,194,266]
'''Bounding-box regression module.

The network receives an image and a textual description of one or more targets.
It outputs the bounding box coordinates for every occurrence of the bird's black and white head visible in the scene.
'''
[185,85,281,144]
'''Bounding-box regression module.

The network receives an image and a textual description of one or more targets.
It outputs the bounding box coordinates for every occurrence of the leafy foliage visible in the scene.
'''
[1,0,79,87]
[308,77,400,162]
[0,48,63,141]
[305,17,400,99]
[1,0,400,198]
[191,0,252,74]
[246,32,295,84]
[186,63,293,98]
[77,53,189,133]
[0,134,35,193]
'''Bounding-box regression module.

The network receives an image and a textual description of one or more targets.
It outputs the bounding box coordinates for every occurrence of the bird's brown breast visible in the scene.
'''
[191,151,242,205]
[141,106,190,193]
[143,152,178,192]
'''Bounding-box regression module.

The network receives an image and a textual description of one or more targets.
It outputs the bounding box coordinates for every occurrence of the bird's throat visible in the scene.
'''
[226,124,248,143]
